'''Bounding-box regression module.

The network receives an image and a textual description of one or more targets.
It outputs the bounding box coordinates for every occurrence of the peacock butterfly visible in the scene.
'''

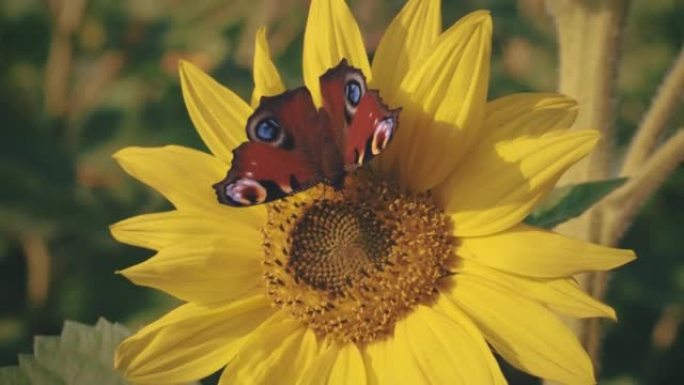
[213,59,400,207]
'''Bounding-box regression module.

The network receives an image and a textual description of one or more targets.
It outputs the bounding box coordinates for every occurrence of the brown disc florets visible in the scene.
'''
[262,171,454,343]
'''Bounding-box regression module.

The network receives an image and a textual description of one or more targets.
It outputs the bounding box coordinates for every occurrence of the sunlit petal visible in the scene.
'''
[379,11,492,192]
[115,296,276,384]
[477,93,578,143]
[303,0,371,106]
[459,223,636,277]
[363,329,430,385]
[299,342,367,385]
[447,275,595,384]
[110,210,263,251]
[441,130,599,236]
[120,240,263,306]
[371,0,441,99]
[179,61,251,162]
[405,303,506,385]
[218,319,317,384]
[457,259,617,320]
[251,27,286,107]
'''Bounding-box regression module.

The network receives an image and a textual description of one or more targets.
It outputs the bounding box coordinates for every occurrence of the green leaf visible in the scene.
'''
[1,319,129,385]
[0,318,202,385]
[0,366,31,385]
[525,178,627,229]
[18,355,65,385]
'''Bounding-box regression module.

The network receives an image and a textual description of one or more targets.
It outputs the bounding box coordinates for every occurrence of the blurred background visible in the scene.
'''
[0,0,682,384]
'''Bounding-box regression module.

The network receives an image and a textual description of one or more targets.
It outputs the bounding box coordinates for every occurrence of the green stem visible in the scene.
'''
[546,0,629,376]
[622,47,684,176]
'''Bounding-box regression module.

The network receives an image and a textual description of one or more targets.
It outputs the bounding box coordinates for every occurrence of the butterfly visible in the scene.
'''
[213,59,400,207]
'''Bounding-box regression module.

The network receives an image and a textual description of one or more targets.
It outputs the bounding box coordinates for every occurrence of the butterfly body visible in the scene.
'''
[214,60,399,207]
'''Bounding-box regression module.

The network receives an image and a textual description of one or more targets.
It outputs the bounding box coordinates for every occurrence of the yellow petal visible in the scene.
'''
[299,342,367,385]
[251,27,286,108]
[371,0,441,99]
[113,146,266,223]
[113,145,223,211]
[115,295,276,384]
[459,223,636,277]
[303,0,371,106]
[436,93,578,208]
[403,304,505,385]
[363,329,430,385]
[441,130,600,237]
[120,240,262,306]
[477,93,578,144]
[378,11,492,192]
[447,275,595,384]
[327,343,367,385]
[179,60,251,163]
[456,259,617,320]
[432,297,508,385]
[364,303,505,385]
[110,210,263,251]
[219,319,317,384]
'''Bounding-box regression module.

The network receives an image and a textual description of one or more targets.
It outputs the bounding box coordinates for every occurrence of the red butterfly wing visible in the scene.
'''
[319,59,366,142]
[319,59,400,170]
[214,60,400,207]
[214,88,325,206]
[344,90,399,168]
[213,142,319,206]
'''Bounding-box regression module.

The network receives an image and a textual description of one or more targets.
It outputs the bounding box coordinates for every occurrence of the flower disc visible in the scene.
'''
[262,172,455,343]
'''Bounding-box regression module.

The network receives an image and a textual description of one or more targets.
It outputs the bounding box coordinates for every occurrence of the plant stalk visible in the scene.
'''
[546,0,629,376]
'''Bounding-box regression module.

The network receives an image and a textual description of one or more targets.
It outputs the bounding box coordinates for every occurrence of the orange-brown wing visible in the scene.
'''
[344,90,399,168]
[319,59,367,142]
[319,59,400,170]
[214,87,325,207]
[245,87,321,152]
[213,142,320,206]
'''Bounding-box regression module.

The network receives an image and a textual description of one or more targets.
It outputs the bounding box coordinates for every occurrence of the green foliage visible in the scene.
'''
[525,178,627,229]
[0,319,130,385]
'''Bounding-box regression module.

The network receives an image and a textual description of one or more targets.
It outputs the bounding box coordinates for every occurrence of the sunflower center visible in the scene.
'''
[288,202,393,293]
[262,171,454,343]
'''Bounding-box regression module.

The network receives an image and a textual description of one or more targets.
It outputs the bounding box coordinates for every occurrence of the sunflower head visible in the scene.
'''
[111,1,635,384]
[262,171,454,343]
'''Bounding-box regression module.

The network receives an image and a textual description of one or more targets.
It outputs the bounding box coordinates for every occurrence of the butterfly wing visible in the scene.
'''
[213,142,319,206]
[215,61,400,207]
[319,59,366,141]
[319,59,400,170]
[344,90,400,168]
[214,88,324,206]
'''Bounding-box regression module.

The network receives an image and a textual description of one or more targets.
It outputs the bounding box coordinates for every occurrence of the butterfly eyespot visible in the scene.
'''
[255,118,281,142]
[247,113,291,148]
[371,117,396,155]
[342,71,367,121]
[345,80,362,107]
[224,178,267,206]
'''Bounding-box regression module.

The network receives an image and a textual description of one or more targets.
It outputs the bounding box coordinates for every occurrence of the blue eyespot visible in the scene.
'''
[255,118,280,142]
[345,80,362,107]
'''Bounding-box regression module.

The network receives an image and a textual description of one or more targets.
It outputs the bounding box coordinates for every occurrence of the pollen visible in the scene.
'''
[262,171,454,343]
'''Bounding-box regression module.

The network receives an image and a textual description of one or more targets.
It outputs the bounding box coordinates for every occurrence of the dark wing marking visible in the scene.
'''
[215,87,326,207]
[344,90,400,169]
[214,142,321,206]
[319,59,400,170]
[247,87,320,150]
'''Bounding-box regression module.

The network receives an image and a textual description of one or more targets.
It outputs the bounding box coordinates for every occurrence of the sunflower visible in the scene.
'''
[111,1,635,384]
